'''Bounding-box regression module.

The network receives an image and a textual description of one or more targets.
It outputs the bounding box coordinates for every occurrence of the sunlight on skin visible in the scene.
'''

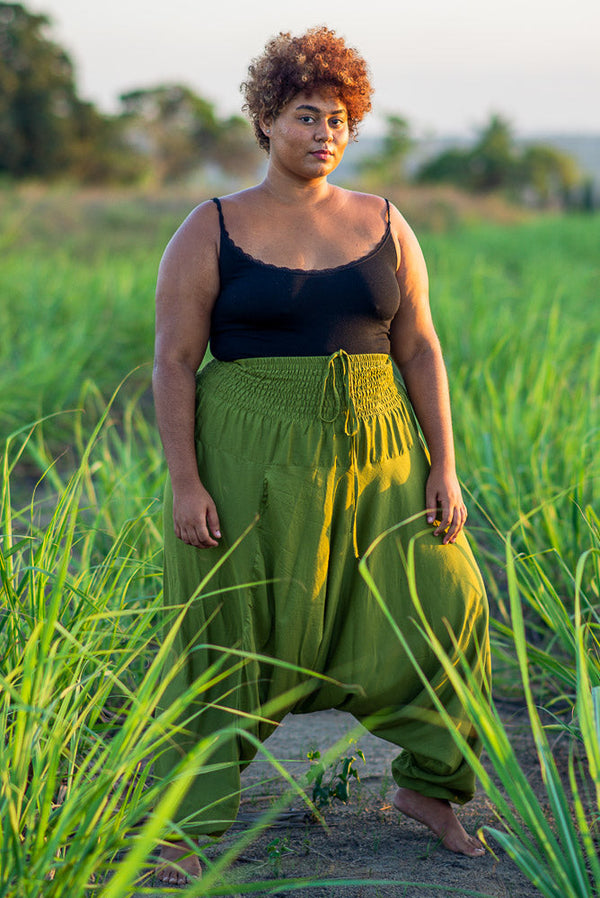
[393,788,485,858]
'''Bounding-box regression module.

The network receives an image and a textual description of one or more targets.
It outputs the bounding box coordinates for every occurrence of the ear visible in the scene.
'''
[259,115,272,138]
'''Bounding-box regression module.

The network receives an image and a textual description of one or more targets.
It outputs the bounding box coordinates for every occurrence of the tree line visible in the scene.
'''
[359,114,590,209]
[0,2,261,184]
[0,2,590,207]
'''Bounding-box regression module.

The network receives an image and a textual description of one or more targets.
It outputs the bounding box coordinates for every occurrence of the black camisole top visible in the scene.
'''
[209,196,401,361]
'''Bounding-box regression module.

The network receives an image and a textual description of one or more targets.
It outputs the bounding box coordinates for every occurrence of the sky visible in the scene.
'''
[27,0,600,139]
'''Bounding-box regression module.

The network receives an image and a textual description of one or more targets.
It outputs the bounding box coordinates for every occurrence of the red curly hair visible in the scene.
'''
[241,27,373,152]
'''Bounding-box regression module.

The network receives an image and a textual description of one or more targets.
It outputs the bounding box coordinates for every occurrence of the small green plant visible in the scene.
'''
[306,745,366,813]
[378,772,391,801]
[266,835,293,877]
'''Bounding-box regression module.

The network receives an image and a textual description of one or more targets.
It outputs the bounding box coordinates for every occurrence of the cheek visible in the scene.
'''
[280,124,302,140]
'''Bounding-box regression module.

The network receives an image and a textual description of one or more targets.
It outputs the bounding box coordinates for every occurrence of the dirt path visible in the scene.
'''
[146,701,549,896]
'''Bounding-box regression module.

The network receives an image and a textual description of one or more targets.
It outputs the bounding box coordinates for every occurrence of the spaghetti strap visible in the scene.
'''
[384,197,390,224]
[212,196,225,235]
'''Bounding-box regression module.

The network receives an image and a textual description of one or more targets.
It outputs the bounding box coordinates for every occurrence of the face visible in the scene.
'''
[262,88,349,180]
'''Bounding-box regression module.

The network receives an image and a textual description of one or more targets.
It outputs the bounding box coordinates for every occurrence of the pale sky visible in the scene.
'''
[28,0,599,137]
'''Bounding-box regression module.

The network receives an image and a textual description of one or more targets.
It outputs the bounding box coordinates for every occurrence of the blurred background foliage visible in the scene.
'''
[0,2,262,187]
[0,1,595,211]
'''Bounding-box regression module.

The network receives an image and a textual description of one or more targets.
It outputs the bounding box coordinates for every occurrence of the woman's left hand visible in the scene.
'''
[425,464,467,545]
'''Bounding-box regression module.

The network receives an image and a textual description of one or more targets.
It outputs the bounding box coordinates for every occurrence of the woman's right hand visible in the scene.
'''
[172,482,221,548]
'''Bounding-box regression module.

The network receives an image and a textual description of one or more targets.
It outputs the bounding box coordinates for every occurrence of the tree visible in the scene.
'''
[214,114,264,176]
[418,114,519,192]
[418,112,581,205]
[0,2,261,184]
[416,147,473,190]
[0,2,79,176]
[359,114,414,184]
[119,85,261,184]
[67,100,145,184]
[519,144,580,206]
[0,2,140,182]
[468,114,518,191]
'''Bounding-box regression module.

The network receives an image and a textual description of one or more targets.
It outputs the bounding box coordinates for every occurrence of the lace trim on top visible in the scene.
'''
[213,197,392,276]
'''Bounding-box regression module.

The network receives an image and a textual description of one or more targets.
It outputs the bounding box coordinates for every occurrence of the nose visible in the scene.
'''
[315,121,334,143]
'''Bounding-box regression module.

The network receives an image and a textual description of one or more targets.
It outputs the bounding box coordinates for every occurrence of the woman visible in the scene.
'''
[153,27,489,884]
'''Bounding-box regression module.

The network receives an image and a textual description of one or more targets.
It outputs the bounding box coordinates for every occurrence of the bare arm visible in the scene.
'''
[388,205,466,544]
[152,200,221,548]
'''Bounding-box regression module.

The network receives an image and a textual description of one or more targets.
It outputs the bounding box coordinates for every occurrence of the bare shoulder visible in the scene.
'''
[204,185,272,243]
[156,199,222,321]
[161,198,220,265]
[212,185,265,217]
[386,201,428,278]
[387,201,415,239]
[336,190,421,271]
[333,188,392,251]
[336,186,389,219]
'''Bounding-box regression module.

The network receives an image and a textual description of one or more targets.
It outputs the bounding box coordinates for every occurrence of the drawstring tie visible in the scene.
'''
[320,350,361,558]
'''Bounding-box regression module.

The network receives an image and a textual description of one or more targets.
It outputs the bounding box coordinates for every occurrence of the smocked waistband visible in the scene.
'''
[197,351,407,423]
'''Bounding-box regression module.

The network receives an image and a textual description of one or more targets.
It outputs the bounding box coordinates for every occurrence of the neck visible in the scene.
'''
[260,164,334,205]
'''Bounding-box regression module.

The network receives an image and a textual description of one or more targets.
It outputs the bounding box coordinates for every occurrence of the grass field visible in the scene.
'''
[1,186,599,895]
[2,188,597,570]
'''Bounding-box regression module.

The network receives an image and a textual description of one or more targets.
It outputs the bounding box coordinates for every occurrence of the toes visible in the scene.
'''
[465,837,485,857]
[156,867,189,885]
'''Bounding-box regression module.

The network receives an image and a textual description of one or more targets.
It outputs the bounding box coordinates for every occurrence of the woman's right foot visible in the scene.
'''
[393,788,485,857]
[156,840,202,885]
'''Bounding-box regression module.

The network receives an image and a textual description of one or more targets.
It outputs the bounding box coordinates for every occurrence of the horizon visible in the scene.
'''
[24,0,600,140]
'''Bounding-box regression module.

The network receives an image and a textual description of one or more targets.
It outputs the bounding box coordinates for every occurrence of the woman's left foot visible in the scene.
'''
[393,788,485,857]
[155,840,202,885]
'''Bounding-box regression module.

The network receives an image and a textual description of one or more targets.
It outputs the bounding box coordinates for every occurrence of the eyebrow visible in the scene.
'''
[294,104,347,115]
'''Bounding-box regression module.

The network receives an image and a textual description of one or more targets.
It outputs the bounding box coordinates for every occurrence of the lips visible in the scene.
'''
[311,150,333,159]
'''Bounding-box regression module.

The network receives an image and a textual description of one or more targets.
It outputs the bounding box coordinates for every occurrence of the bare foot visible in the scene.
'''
[155,840,202,886]
[393,788,485,858]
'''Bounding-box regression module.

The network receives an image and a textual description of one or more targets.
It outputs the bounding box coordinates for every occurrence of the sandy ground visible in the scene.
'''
[143,700,553,897]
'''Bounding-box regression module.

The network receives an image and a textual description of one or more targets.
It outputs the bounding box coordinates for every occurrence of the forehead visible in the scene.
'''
[287,88,347,114]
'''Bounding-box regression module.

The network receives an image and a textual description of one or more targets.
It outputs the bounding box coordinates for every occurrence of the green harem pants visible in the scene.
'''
[156,351,490,836]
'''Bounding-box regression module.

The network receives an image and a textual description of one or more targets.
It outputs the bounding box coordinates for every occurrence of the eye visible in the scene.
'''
[299,114,315,123]
[329,117,346,128]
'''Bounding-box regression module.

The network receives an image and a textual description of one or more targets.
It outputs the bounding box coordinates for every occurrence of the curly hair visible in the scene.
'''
[241,27,373,152]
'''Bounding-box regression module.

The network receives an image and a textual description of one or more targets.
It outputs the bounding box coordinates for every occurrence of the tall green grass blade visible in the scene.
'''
[360,514,600,898]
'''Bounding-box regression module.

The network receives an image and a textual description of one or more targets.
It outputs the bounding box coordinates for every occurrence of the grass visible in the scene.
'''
[360,512,600,897]
[425,217,598,555]
[2,188,597,576]
[2,406,460,897]
[1,186,599,893]
[0,401,329,896]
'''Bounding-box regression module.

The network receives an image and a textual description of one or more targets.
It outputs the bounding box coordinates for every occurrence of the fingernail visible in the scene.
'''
[215,530,221,538]
[427,515,434,524]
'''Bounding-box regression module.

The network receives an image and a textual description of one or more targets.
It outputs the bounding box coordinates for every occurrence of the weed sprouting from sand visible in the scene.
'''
[305,746,366,815]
